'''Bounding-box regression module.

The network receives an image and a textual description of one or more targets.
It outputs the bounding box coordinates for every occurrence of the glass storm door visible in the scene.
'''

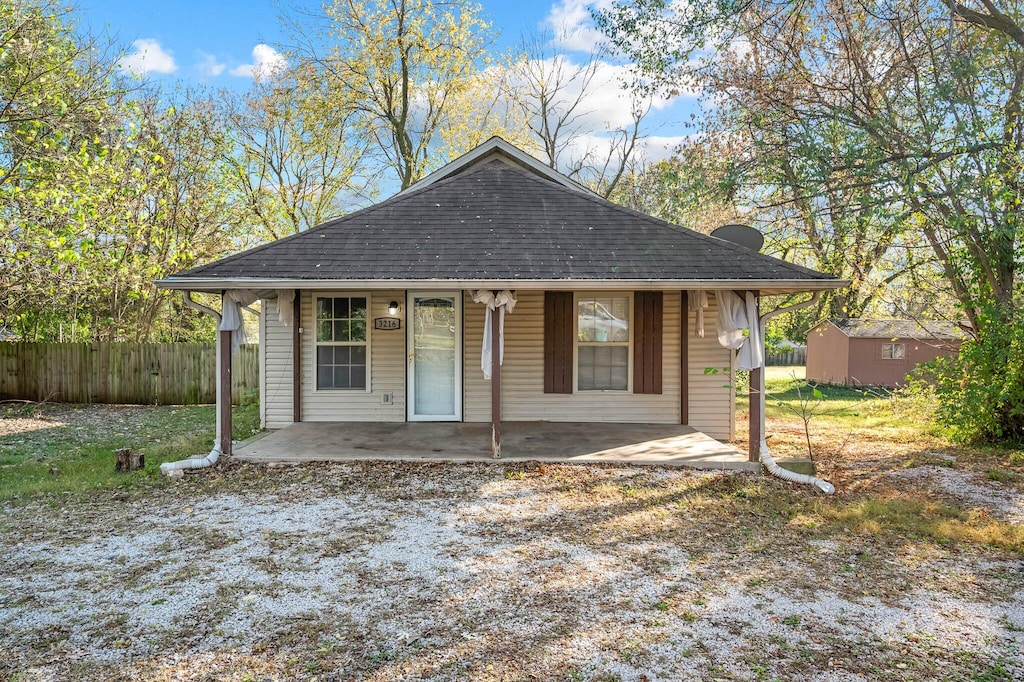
[407,292,462,421]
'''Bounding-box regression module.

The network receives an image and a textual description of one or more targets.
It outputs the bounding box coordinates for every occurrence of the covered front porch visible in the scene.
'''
[232,421,759,471]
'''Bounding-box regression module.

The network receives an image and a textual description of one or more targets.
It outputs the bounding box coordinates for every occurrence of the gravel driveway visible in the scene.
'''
[2,461,1022,681]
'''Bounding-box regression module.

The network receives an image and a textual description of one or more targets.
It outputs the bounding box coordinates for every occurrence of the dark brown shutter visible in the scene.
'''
[544,291,573,393]
[633,291,663,394]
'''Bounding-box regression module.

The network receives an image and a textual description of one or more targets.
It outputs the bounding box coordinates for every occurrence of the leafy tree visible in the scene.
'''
[287,0,496,189]
[597,0,1024,440]
[0,0,119,187]
[222,62,376,240]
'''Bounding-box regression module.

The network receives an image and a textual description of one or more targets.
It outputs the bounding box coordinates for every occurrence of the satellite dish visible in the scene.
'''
[711,224,764,252]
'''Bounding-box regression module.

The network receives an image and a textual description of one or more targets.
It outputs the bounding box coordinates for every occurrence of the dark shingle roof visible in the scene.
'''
[831,319,965,340]
[170,158,840,284]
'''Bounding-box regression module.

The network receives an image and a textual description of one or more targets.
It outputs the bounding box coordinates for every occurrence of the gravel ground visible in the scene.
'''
[891,465,1024,525]
[2,460,1022,682]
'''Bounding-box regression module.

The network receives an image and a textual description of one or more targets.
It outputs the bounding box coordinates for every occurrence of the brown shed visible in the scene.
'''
[806,319,963,387]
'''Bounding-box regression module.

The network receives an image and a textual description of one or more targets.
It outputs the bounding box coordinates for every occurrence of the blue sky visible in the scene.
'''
[78,0,697,161]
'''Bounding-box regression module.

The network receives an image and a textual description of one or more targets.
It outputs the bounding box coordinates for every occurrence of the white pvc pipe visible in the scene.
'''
[160,292,227,477]
[757,292,835,494]
[159,443,222,477]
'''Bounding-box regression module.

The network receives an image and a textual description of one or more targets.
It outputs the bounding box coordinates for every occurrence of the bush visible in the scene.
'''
[929,310,1024,444]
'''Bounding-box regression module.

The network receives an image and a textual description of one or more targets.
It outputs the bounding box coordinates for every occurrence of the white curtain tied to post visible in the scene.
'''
[715,290,763,371]
[275,289,294,326]
[219,289,260,352]
[471,289,517,379]
[688,290,709,337]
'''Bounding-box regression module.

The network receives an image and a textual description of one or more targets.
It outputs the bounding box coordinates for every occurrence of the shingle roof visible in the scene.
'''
[830,319,965,340]
[167,156,842,286]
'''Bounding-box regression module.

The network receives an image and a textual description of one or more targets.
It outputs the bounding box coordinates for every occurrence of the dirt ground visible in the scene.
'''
[2,438,1023,681]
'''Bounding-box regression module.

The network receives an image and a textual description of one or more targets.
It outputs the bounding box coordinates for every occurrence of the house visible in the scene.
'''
[156,138,847,464]
[806,318,964,388]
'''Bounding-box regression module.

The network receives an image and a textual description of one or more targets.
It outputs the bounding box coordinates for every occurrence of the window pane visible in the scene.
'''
[336,346,351,365]
[351,298,367,319]
[317,346,332,366]
[334,367,350,389]
[350,365,366,389]
[894,344,905,359]
[334,320,349,342]
[350,345,366,364]
[317,298,332,320]
[578,346,596,390]
[317,366,333,389]
[579,345,628,391]
[578,296,629,343]
[334,297,349,319]
[350,320,366,342]
[317,320,332,342]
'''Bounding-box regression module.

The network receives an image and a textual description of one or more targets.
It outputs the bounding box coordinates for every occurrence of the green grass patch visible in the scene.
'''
[0,403,260,502]
[808,495,1024,554]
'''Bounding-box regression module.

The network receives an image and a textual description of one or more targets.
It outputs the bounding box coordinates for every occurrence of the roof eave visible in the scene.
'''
[155,277,851,296]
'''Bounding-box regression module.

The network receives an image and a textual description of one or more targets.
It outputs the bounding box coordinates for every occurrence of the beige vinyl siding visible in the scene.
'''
[463,290,683,424]
[301,290,406,422]
[686,295,735,441]
[261,296,295,429]
[463,292,490,422]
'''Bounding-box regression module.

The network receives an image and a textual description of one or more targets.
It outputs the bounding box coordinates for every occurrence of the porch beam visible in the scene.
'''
[219,327,232,456]
[491,302,501,458]
[292,289,301,423]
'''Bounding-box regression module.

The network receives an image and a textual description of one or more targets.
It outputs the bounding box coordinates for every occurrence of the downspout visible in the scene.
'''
[160,292,225,477]
[756,292,835,495]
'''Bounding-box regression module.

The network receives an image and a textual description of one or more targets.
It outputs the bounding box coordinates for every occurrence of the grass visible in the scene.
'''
[2,366,1022,556]
[0,403,260,501]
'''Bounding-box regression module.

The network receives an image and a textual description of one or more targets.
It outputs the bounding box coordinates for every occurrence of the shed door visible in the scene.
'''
[407,292,462,421]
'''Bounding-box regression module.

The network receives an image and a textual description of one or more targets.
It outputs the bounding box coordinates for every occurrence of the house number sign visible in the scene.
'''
[374,317,401,330]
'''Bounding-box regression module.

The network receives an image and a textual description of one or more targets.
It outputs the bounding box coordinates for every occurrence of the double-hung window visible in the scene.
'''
[576,295,630,391]
[881,342,905,360]
[315,295,369,390]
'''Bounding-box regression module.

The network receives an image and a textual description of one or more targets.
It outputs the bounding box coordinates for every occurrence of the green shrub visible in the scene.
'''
[929,309,1024,444]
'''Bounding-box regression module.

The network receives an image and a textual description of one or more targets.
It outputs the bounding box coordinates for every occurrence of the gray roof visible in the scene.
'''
[830,319,965,340]
[163,151,845,290]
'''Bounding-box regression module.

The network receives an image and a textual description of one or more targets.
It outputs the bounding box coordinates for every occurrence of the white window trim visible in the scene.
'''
[313,292,372,393]
[881,342,906,360]
[573,291,633,393]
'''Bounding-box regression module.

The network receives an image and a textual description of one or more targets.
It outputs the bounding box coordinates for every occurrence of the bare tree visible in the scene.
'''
[503,36,652,197]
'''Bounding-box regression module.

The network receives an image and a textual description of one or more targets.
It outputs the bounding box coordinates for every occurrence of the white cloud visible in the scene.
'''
[229,44,287,78]
[542,0,613,53]
[507,57,693,134]
[118,39,177,76]
[195,51,225,77]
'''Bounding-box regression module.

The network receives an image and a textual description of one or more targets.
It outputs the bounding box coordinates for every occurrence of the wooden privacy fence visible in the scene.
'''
[0,342,259,405]
[766,347,807,366]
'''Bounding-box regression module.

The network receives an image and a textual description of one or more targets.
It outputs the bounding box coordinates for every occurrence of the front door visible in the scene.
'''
[407,292,462,421]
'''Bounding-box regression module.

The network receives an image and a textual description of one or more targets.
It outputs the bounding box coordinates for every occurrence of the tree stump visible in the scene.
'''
[114,448,144,472]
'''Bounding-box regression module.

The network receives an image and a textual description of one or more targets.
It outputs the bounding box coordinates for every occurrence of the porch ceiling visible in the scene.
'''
[232,422,759,472]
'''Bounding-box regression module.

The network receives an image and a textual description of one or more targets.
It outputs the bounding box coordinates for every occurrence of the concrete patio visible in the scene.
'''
[232,422,759,471]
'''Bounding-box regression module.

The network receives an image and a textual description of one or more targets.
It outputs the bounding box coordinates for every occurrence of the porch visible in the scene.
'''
[232,422,759,471]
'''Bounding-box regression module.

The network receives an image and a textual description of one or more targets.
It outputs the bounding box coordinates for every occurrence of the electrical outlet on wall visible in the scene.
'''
[381,392,393,405]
